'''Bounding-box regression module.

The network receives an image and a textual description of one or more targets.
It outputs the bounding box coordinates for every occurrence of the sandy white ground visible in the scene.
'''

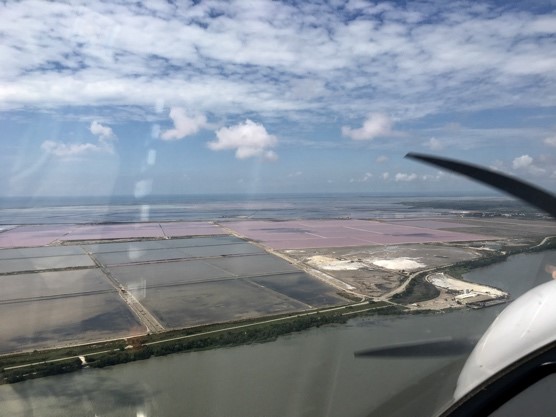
[306,255,425,271]
[306,255,367,271]
[370,257,425,270]
[427,273,507,298]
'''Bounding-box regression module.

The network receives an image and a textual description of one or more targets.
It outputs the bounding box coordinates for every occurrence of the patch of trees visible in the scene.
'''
[391,275,440,305]
[3,358,82,384]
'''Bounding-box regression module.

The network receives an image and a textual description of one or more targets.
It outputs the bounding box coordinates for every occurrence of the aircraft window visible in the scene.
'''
[1,2,556,416]
[488,374,556,417]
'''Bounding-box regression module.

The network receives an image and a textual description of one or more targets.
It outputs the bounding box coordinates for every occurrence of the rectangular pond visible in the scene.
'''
[0,292,146,354]
[249,273,345,307]
[109,260,235,288]
[137,279,308,328]
[0,269,114,301]
[0,254,96,274]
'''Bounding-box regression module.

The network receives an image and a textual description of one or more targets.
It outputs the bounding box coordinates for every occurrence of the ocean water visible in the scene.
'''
[0,193,500,225]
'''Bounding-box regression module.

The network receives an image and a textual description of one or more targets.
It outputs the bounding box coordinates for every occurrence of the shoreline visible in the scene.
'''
[0,300,401,384]
[388,235,556,309]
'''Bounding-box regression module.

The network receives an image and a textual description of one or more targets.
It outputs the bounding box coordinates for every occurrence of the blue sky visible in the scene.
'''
[1,0,555,197]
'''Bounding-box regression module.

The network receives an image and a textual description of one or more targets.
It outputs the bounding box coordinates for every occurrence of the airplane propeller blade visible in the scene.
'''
[355,154,554,361]
[405,152,556,218]
[355,337,477,358]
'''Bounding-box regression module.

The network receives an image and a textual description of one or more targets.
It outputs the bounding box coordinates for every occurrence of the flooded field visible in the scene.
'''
[224,219,492,249]
[83,236,245,253]
[109,260,235,287]
[249,273,346,307]
[0,293,145,354]
[0,255,95,274]
[0,245,86,259]
[139,279,309,328]
[0,222,227,248]
[92,242,263,265]
[104,237,343,329]
[0,269,114,301]
[0,231,348,353]
[204,254,299,276]
[0,264,145,353]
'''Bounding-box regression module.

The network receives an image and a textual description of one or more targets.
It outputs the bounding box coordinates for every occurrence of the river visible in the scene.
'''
[1,250,554,417]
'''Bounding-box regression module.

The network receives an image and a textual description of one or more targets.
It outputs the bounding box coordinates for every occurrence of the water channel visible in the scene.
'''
[1,250,554,417]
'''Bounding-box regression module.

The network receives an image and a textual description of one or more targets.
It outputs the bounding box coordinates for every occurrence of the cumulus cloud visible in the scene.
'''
[160,107,207,141]
[41,141,105,157]
[41,120,117,157]
[512,154,546,176]
[544,136,556,147]
[423,137,444,151]
[208,119,278,160]
[350,172,373,183]
[395,172,418,182]
[342,113,393,141]
[90,121,115,141]
[421,171,443,181]
[489,160,506,172]
[512,154,533,170]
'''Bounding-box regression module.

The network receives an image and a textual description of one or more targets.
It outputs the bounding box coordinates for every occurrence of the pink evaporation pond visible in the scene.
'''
[161,222,224,237]
[225,219,494,250]
[64,223,164,240]
[0,222,226,248]
[0,225,76,248]
[385,219,480,229]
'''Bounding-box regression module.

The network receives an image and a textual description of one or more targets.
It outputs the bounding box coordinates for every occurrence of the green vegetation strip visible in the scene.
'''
[0,301,401,384]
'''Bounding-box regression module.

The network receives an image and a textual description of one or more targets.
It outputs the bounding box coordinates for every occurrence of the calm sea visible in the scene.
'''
[0,193,500,225]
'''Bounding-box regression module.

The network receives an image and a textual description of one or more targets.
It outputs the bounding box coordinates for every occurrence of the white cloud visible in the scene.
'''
[512,154,533,169]
[160,107,207,141]
[512,154,546,176]
[376,155,388,163]
[288,171,303,177]
[382,172,390,180]
[490,160,506,172]
[395,172,418,182]
[41,140,106,157]
[544,136,556,147]
[423,137,444,151]
[208,119,278,160]
[90,121,115,141]
[421,171,443,181]
[41,120,116,157]
[350,172,373,183]
[342,113,393,141]
[0,2,555,123]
